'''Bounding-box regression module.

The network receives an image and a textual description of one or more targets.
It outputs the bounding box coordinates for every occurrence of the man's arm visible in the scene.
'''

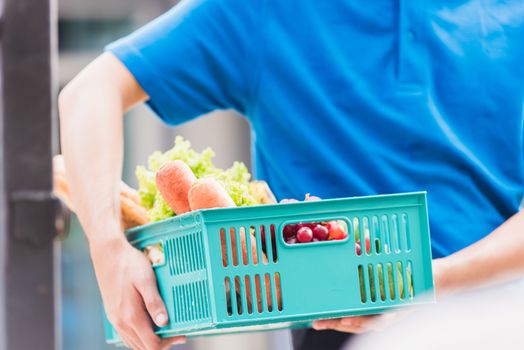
[434,209,524,295]
[59,52,184,350]
[313,209,524,334]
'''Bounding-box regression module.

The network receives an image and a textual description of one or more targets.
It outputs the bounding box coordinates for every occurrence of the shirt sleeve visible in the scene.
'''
[105,0,261,125]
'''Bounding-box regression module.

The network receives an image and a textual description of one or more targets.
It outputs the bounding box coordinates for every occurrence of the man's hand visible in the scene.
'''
[312,315,382,334]
[90,237,186,349]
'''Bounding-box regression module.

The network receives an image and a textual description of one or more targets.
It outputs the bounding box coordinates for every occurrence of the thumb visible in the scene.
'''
[135,268,169,327]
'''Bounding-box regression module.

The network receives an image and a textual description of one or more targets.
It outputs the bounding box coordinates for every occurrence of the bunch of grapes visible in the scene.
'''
[283,220,348,244]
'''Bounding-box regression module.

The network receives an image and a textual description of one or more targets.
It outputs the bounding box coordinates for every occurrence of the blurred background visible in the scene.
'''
[58,0,291,349]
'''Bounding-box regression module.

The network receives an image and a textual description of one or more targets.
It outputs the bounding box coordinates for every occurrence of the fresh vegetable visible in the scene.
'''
[188,178,236,210]
[156,160,196,214]
[136,136,260,222]
[249,181,277,205]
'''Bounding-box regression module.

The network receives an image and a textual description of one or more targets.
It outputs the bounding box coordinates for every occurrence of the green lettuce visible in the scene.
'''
[136,136,256,222]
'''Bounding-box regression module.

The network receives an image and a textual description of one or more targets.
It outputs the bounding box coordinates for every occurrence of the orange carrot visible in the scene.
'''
[156,160,196,215]
[188,178,236,210]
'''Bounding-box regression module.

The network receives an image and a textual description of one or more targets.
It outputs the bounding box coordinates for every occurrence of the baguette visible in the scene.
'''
[52,155,148,230]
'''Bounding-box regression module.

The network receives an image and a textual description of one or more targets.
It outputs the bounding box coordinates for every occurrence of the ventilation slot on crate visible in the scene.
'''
[220,225,279,267]
[225,273,283,316]
[258,225,278,263]
[259,225,278,263]
[358,261,414,303]
[394,260,414,300]
[383,261,414,301]
[166,231,206,277]
[269,225,278,262]
[249,226,260,265]
[401,213,412,251]
[354,214,412,256]
[354,217,374,256]
[172,280,210,324]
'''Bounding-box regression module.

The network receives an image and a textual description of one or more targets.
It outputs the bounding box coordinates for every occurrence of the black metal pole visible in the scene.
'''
[0,0,59,349]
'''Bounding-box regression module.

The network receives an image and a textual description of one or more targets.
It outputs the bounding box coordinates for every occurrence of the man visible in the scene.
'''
[58,1,524,349]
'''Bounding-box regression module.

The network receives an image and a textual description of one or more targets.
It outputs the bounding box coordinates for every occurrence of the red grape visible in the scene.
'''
[283,224,297,238]
[356,242,362,255]
[297,222,316,230]
[296,227,313,243]
[312,224,329,240]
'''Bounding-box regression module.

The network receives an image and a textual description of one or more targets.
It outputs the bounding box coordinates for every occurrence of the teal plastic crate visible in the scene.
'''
[105,192,434,344]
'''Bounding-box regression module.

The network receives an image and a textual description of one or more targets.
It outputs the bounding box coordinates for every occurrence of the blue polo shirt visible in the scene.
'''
[107,0,524,259]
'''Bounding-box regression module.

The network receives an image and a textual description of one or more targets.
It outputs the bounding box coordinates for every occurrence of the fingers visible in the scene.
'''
[313,315,379,334]
[159,336,187,349]
[112,289,147,349]
[116,322,146,350]
[113,286,160,350]
[134,263,169,328]
[121,334,141,349]
[118,316,186,350]
[130,298,186,350]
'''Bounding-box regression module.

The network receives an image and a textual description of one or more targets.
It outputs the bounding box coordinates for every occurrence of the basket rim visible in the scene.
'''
[127,191,428,235]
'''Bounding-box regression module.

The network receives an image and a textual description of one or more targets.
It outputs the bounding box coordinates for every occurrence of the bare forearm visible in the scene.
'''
[60,86,124,246]
[436,210,524,296]
[59,53,147,248]
[58,53,183,349]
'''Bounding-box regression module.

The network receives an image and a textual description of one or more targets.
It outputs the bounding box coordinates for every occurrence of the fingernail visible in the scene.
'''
[172,338,186,345]
[155,313,167,326]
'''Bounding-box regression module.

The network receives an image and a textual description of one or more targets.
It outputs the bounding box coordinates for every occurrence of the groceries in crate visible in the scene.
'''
[283,220,348,244]
[136,136,276,222]
[281,194,348,244]
[52,137,276,229]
